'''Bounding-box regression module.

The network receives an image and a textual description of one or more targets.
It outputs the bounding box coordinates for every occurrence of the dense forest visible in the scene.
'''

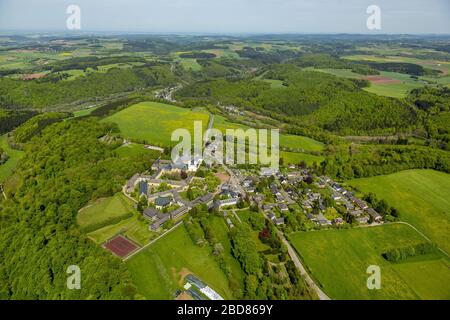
[321,144,450,179]
[0,120,154,299]
[0,109,39,135]
[0,64,175,109]
[176,64,418,135]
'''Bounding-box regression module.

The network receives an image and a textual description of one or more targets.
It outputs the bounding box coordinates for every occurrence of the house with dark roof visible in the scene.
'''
[274,217,285,225]
[267,212,276,220]
[352,197,369,210]
[139,181,148,196]
[150,213,171,231]
[155,196,173,210]
[143,207,160,221]
[356,216,369,224]
[367,208,382,222]
[170,206,190,220]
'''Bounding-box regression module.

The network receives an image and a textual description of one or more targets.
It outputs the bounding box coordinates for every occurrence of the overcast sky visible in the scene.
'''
[0,0,449,34]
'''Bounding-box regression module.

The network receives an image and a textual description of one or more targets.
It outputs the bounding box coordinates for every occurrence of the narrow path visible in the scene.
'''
[0,184,6,200]
[276,228,331,300]
[393,221,450,259]
[232,210,242,223]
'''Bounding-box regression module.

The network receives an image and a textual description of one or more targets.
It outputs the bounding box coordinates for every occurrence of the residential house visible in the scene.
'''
[356,216,369,224]
[367,208,382,222]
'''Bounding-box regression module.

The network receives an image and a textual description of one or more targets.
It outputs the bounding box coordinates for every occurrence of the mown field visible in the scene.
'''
[103,101,210,147]
[213,115,324,165]
[87,213,156,246]
[280,151,324,166]
[349,169,450,254]
[0,135,24,182]
[114,142,162,158]
[126,222,235,300]
[309,68,423,98]
[77,193,134,229]
[289,224,450,300]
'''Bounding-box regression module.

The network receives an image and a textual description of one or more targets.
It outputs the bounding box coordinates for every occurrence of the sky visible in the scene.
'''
[0,0,449,34]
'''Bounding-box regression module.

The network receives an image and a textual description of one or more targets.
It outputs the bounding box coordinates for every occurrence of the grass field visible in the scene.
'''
[77,193,135,229]
[279,134,324,152]
[0,135,25,182]
[87,213,157,246]
[349,169,450,254]
[363,71,423,98]
[309,67,423,98]
[263,79,287,89]
[214,115,324,151]
[280,151,324,166]
[114,143,162,158]
[126,223,234,299]
[103,101,210,147]
[213,114,250,133]
[71,106,99,118]
[178,58,202,71]
[289,224,450,300]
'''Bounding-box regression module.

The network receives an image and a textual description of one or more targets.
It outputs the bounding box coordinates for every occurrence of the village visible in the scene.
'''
[123,152,383,240]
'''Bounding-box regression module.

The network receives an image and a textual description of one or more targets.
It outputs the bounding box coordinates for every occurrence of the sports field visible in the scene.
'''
[103,235,139,258]
[126,223,234,299]
[0,135,24,182]
[289,224,450,300]
[103,101,210,147]
[349,169,450,254]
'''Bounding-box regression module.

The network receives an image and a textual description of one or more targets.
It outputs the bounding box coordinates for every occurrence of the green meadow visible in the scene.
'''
[363,71,423,98]
[103,101,210,147]
[349,169,450,254]
[279,134,324,152]
[77,193,134,229]
[0,135,24,182]
[309,67,423,98]
[280,151,324,166]
[289,224,450,300]
[126,222,235,299]
[114,143,162,158]
[87,213,157,246]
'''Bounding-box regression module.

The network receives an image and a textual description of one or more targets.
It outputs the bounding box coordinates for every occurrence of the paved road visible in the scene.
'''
[276,228,331,300]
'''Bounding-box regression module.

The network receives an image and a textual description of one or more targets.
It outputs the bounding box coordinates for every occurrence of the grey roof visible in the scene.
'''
[150,213,170,230]
[143,207,159,219]
[170,206,190,219]
[155,196,172,207]
[367,208,382,219]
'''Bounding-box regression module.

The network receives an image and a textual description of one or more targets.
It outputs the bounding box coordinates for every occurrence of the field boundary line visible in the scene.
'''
[391,221,450,259]
[123,221,183,261]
